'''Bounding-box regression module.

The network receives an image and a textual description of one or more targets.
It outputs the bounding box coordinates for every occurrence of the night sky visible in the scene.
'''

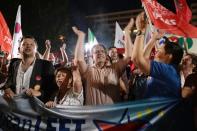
[0,0,195,55]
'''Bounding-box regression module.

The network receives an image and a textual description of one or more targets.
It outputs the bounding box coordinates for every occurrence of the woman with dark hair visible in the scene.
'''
[45,65,83,108]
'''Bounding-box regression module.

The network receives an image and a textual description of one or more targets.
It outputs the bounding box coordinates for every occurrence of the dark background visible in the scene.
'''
[0,0,195,56]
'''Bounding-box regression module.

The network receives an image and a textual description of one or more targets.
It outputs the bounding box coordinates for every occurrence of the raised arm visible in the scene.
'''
[143,30,164,59]
[116,18,134,76]
[72,68,83,94]
[72,27,88,75]
[132,12,150,75]
[124,18,134,59]
[42,40,51,60]
[59,45,68,66]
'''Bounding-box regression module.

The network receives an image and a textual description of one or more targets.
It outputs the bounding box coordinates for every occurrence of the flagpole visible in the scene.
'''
[183,38,188,54]
[142,1,168,50]
[141,1,162,50]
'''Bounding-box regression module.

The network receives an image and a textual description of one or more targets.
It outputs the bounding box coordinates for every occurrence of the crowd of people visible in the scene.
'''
[0,12,197,129]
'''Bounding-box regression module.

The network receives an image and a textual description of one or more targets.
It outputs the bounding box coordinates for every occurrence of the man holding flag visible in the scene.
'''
[132,12,183,98]
[141,0,197,38]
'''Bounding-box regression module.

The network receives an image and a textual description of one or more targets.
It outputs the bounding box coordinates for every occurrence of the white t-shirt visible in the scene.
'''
[55,88,84,106]
[16,61,35,94]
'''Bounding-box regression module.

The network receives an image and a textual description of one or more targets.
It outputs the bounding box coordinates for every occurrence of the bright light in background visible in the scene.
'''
[85,42,97,52]
[85,42,91,52]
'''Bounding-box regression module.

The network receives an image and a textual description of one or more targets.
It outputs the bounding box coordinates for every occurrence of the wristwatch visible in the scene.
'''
[136,30,145,36]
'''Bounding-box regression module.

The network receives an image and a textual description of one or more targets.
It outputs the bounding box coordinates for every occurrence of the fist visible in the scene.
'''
[45,40,51,49]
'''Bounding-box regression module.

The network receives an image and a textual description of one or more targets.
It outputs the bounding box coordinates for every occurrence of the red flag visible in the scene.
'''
[0,12,12,53]
[174,0,192,23]
[142,0,197,38]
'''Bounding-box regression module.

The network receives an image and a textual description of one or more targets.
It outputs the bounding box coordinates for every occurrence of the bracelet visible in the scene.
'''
[136,30,145,36]
[156,38,161,40]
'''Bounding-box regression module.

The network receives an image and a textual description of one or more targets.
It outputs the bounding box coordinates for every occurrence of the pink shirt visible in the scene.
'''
[83,64,122,105]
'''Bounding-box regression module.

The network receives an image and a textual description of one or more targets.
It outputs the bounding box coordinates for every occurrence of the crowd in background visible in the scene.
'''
[0,12,197,130]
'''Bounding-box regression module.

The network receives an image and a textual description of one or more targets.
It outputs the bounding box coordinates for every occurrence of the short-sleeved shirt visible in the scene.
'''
[55,88,84,106]
[83,64,122,105]
[144,61,181,98]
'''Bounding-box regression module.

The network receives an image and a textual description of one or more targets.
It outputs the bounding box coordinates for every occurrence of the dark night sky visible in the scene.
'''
[0,0,143,32]
[0,0,196,55]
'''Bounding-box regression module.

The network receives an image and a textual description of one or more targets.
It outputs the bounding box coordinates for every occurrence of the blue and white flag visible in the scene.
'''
[0,95,181,131]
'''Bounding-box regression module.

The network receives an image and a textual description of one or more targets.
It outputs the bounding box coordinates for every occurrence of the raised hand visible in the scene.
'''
[61,43,66,50]
[45,40,51,49]
[151,30,165,41]
[135,12,146,32]
[72,26,85,36]
[124,18,134,32]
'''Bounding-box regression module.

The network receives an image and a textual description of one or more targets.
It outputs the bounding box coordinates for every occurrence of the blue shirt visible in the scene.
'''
[144,61,181,98]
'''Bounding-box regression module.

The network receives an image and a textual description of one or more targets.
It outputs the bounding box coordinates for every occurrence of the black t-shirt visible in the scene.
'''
[184,72,197,106]
[184,73,197,88]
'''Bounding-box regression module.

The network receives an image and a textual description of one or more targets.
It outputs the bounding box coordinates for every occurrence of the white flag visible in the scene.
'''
[144,23,152,45]
[12,5,23,58]
[114,22,124,49]
[86,28,98,52]
[85,28,98,53]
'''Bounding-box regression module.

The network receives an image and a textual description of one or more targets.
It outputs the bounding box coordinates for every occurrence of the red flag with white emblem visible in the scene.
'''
[12,5,23,58]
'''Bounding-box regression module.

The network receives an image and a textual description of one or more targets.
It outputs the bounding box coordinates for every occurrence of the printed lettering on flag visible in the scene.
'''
[174,0,192,23]
[0,12,12,53]
[142,0,197,38]
[0,95,180,130]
